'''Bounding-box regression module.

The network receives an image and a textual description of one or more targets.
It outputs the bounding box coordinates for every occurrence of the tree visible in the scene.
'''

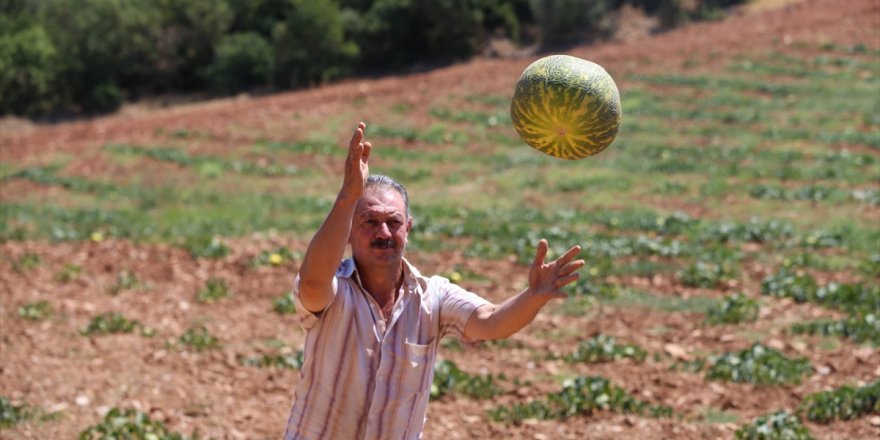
[0,24,59,115]
[202,32,274,93]
[273,0,358,87]
[39,0,162,112]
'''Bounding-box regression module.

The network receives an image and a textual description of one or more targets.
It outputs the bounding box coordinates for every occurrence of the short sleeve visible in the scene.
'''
[435,277,492,341]
[292,274,338,330]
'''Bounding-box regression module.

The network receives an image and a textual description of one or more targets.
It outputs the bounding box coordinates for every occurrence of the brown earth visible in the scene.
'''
[2,0,880,439]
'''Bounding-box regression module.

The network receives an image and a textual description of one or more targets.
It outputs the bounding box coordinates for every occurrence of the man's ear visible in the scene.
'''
[406,216,413,233]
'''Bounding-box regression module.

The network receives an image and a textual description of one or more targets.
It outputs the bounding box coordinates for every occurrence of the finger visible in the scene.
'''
[351,142,364,167]
[553,245,582,267]
[532,239,548,268]
[554,272,580,288]
[558,259,586,277]
[362,141,372,162]
[349,123,365,151]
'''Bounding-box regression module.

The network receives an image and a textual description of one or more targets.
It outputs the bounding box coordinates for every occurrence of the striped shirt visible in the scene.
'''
[283,258,491,440]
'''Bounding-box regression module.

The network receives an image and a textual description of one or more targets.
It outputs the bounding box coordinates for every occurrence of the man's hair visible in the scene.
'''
[365,174,410,217]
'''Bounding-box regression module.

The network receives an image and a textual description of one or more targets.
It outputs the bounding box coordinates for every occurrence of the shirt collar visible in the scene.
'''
[337,258,427,294]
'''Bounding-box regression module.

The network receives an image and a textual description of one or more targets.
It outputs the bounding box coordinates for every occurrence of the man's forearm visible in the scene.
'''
[297,194,357,304]
[467,289,549,340]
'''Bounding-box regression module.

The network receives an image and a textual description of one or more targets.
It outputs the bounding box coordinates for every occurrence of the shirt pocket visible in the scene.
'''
[392,339,435,398]
[403,339,433,368]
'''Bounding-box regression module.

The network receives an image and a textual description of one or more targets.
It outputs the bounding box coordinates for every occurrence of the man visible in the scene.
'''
[284,122,585,439]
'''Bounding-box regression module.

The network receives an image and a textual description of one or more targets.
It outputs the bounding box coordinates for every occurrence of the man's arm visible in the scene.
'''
[463,240,584,340]
[297,122,372,313]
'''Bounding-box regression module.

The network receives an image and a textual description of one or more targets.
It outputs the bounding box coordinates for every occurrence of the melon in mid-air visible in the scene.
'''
[510,55,621,160]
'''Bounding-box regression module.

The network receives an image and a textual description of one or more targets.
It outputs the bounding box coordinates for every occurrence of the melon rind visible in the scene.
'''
[511,55,622,160]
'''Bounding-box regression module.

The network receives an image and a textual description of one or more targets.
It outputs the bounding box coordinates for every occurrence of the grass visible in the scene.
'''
[602,290,720,314]
[699,407,739,424]
[105,144,300,177]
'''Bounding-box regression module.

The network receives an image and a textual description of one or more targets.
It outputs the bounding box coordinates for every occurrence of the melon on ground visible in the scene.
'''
[510,55,622,160]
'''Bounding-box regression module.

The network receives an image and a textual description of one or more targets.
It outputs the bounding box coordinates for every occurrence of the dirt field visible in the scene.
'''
[2,0,879,439]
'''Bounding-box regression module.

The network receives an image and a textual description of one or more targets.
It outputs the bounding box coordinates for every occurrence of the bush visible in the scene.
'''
[431,359,504,399]
[240,351,304,370]
[798,380,880,423]
[489,375,672,424]
[202,32,274,92]
[179,325,221,351]
[1,0,753,116]
[82,312,144,336]
[529,0,616,48]
[678,260,737,288]
[735,411,814,440]
[195,277,231,303]
[761,269,818,303]
[153,0,234,89]
[791,313,880,345]
[273,293,297,314]
[706,343,812,385]
[564,334,647,363]
[81,82,123,113]
[183,236,229,259]
[0,24,59,115]
[78,407,191,440]
[39,0,164,112]
[0,397,32,428]
[18,300,53,321]
[705,293,759,325]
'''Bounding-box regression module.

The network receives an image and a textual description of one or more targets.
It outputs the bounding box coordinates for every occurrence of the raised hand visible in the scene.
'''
[341,122,372,201]
[528,239,585,300]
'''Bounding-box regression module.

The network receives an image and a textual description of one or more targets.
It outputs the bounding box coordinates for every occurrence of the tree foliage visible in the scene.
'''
[0,0,747,116]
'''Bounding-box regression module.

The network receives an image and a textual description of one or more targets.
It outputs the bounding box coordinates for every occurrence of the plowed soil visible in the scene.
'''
[2,0,879,439]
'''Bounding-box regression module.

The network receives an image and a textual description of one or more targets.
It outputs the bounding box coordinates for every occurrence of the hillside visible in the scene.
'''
[1,0,879,439]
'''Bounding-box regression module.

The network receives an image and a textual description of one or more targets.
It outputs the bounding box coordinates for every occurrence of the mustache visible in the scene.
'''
[371,239,397,249]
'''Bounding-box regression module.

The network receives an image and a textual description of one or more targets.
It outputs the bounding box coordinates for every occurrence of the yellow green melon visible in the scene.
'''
[510,55,621,160]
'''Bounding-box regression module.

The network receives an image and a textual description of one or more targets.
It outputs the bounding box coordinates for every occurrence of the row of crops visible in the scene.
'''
[1,36,878,438]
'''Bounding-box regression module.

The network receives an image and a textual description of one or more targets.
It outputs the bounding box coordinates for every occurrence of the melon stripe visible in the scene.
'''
[511,55,621,160]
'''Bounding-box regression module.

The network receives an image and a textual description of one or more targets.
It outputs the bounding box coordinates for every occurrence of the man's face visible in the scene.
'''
[350,187,412,269]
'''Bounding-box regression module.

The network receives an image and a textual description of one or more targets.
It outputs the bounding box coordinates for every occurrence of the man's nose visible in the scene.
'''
[376,222,392,238]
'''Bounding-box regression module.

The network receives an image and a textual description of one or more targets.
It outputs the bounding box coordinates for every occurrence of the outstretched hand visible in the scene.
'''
[341,122,372,201]
[528,239,585,300]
